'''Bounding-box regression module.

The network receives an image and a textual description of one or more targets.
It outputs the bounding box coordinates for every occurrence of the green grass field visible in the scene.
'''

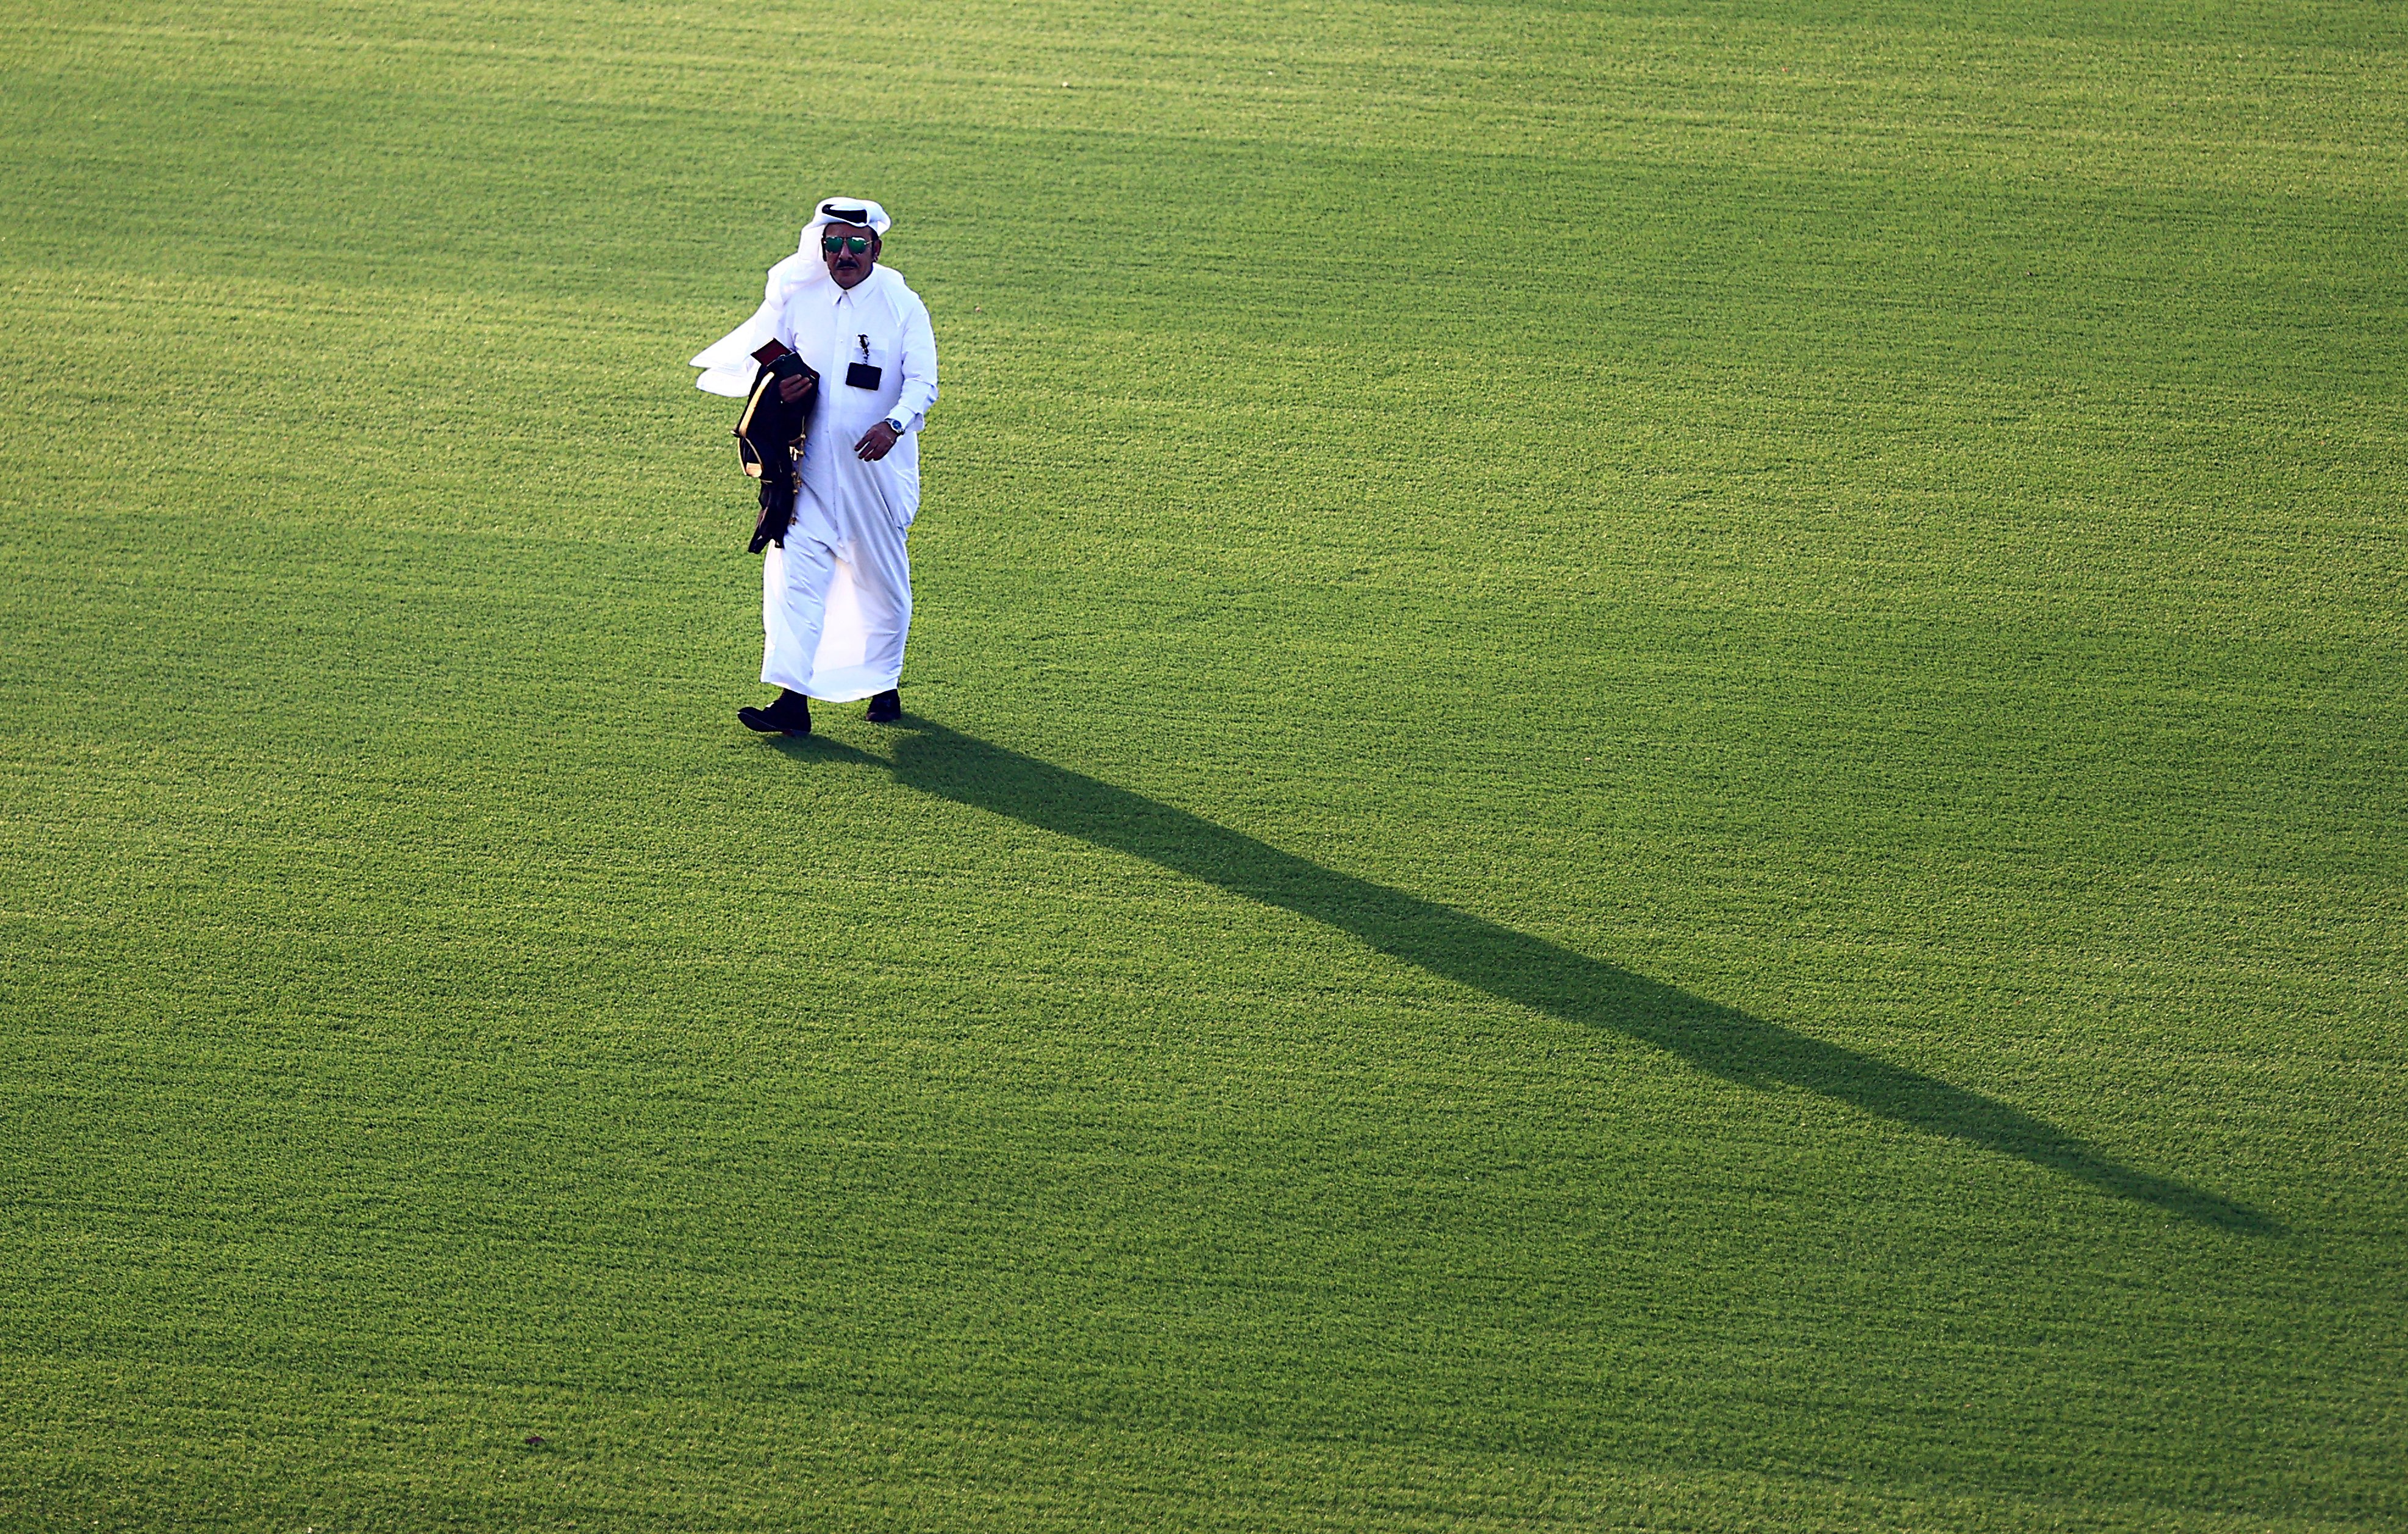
[4,0,2405,1527]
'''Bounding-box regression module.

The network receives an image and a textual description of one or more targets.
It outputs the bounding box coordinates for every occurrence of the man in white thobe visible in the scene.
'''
[690,197,938,734]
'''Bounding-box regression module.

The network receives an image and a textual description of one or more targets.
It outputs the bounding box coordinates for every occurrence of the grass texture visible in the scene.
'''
[2,0,2404,1528]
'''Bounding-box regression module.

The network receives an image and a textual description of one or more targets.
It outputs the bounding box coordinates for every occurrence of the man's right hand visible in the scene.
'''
[777,373,815,404]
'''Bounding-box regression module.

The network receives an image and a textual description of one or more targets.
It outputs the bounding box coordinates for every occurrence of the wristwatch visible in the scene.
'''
[884,415,907,435]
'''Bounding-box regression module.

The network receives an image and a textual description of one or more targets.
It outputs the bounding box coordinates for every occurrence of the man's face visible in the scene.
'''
[821,223,878,289]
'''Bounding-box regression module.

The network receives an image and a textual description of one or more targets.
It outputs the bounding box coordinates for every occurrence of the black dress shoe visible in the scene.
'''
[738,689,811,734]
[865,689,902,724]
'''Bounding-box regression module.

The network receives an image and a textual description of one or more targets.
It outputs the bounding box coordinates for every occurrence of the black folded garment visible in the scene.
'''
[735,341,820,553]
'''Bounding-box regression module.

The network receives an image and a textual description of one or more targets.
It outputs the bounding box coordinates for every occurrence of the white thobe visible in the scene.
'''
[762,264,939,701]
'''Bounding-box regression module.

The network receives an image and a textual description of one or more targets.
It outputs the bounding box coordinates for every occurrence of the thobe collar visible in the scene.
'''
[824,268,882,306]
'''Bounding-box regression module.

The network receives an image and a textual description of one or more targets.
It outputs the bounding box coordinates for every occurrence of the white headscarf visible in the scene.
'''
[690,197,894,396]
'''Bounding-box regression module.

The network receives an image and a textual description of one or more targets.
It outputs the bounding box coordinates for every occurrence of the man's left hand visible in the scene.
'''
[854,422,900,461]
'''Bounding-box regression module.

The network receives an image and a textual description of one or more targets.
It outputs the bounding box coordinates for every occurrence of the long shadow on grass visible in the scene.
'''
[781,722,2274,1234]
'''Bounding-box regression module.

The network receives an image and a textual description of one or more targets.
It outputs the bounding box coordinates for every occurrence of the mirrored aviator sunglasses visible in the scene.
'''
[821,234,873,254]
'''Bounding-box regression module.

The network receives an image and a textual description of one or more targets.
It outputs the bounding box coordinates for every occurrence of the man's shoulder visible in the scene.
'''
[776,273,828,318]
[872,265,928,313]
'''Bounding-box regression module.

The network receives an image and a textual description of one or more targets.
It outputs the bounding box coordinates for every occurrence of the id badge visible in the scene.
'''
[845,362,883,390]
